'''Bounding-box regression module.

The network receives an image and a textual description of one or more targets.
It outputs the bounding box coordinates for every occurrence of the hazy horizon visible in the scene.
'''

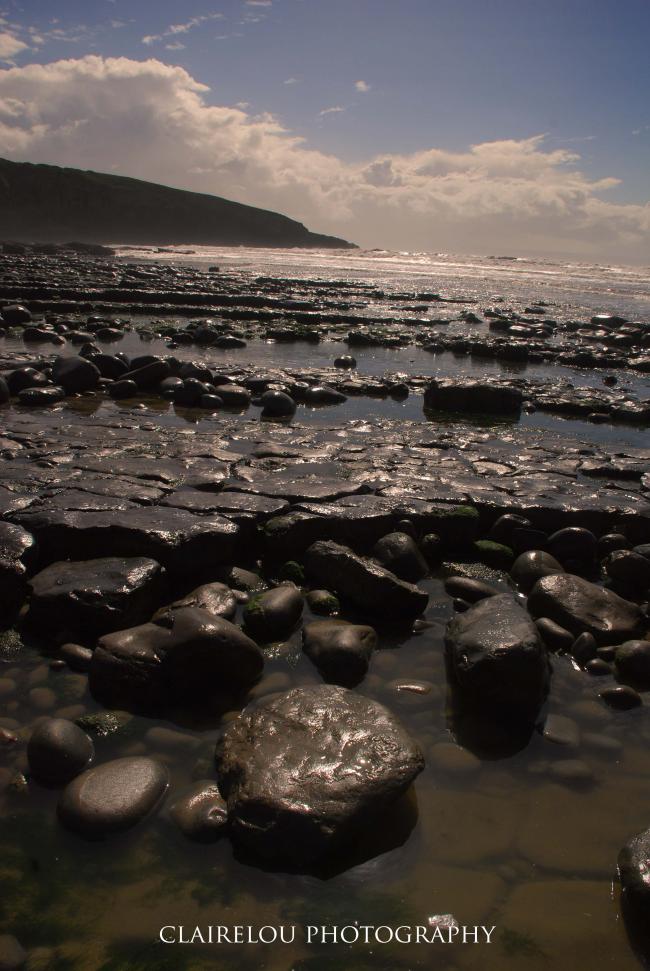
[1,1,649,263]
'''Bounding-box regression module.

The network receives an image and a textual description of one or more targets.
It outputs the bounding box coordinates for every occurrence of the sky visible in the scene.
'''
[0,0,649,262]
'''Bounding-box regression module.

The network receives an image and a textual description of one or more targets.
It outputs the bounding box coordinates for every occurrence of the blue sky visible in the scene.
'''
[0,0,648,259]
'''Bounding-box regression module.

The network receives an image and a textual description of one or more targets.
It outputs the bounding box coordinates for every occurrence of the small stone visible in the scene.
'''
[303,619,376,686]
[429,742,481,775]
[169,780,229,842]
[549,759,594,787]
[535,617,574,652]
[599,685,642,710]
[305,589,340,615]
[59,643,93,673]
[572,632,598,665]
[540,714,579,747]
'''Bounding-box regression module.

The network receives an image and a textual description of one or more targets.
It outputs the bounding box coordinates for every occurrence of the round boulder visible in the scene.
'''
[303,619,377,686]
[58,757,168,837]
[27,718,94,785]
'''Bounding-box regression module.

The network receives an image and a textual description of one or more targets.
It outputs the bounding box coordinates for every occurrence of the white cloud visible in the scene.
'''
[0,55,647,260]
[0,32,28,61]
[245,1,273,5]
[164,42,186,51]
[319,105,345,116]
[355,80,370,93]
[284,77,299,85]
[142,13,223,46]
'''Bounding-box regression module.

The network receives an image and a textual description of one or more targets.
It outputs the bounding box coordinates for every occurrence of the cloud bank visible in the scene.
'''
[0,55,648,260]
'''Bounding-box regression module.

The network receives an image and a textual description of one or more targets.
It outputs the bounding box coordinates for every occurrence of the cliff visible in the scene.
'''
[0,158,356,249]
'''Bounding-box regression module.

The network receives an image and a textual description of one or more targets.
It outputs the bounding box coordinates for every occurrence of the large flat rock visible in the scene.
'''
[11,506,240,575]
[28,556,165,639]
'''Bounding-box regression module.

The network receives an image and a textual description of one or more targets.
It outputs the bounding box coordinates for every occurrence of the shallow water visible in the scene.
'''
[1,579,647,971]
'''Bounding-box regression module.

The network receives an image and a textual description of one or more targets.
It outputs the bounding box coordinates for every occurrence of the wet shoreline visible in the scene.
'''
[0,251,649,971]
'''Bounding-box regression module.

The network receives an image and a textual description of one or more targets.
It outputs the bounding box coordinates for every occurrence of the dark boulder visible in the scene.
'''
[122,359,171,388]
[547,526,597,563]
[28,556,165,639]
[424,378,522,417]
[260,390,296,419]
[605,550,650,590]
[511,550,564,593]
[615,641,650,686]
[52,356,101,394]
[7,367,49,394]
[90,607,263,711]
[108,379,138,399]
[445,594,550,724]
[1,304,31,326]
[619,827,650,938]
[303,619,376,686]
[215,684,424,865]
[18,386,65,406]
[528,574,645,645]
[372,531,428,582]
[27,718,94,785]
[93,354,129,380]
[243,585,303,642]
[58,757,168,838]
[304,540,428,619]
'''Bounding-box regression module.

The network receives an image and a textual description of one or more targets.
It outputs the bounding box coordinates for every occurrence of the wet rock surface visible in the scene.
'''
[528,574,645,645]
[90,607,264,711]
[57,756,168,838]
[27,556,164,639]
[214,684,424,865]
[446,594,550,724]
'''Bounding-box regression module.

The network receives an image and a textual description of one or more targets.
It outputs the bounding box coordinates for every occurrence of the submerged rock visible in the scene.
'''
[28,556,165,639]
[445,594,550,724]
[303,619,377,686]
[215,684,424,865]
[58,757,168,838]
[169,780,229,842]
[304,540,428,619]
[528,574,645,645]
